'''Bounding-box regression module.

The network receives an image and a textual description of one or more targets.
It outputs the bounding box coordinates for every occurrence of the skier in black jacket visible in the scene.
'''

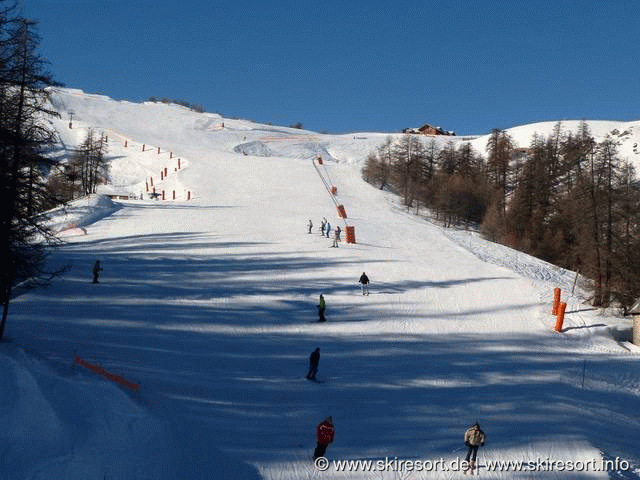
[306,347,320,380]
[92,260,103,284]
[359,272,370,295]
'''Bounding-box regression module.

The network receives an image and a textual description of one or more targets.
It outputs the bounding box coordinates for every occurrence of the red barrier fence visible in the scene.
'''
[74,356,140,391]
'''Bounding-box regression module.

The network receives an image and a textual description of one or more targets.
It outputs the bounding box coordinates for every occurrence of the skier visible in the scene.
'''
[318,294,326,322]
[331,229,340,248]
[321,218,327,236]
[92,260,103,284]
[464,422,485,474]
[307,219,313,234]
[325,222,331,238]
[306,347,320,381]
[359,272,370,295]
[314,416,335,459]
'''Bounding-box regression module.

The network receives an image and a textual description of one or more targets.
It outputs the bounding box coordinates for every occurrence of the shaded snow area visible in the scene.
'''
[2,88,640,479]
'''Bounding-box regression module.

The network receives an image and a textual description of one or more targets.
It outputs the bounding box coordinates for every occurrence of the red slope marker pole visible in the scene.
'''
[555,302,567,332]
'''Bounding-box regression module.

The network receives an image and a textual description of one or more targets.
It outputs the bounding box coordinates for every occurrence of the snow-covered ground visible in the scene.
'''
[2,88,640,479]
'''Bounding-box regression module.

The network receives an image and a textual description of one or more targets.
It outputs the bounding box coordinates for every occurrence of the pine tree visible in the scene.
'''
[0,12,59,340]
[69,128,109,196]
[610,162,640,313]
[391,135,426,210]
[486,128,514,215]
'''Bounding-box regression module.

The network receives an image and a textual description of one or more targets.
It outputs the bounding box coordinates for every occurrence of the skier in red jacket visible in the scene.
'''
[314,416,335,459]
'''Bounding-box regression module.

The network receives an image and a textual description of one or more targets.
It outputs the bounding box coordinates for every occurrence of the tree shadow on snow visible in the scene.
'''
[8,230,640,477]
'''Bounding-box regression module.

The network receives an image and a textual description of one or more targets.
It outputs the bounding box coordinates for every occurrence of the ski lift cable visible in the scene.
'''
[321,159,335,189]
[312,157,349,227]
[312,157,337,206]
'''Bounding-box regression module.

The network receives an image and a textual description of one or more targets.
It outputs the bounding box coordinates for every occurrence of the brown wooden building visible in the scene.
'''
[403,124,456,136]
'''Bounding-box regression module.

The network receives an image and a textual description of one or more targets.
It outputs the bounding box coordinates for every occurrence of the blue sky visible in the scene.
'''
[21,0,640,135]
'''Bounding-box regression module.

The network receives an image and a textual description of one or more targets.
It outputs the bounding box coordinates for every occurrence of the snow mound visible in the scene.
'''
[445,229,577,288]
[0,345,167,480]
[233,139,338,162]
[0,345,262,480]
[43,194,121,235]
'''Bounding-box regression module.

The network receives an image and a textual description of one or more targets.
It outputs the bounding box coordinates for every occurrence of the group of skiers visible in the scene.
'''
[93,234,483,470]
[309,417,484,473]
[315,272,370,322]
[308,268,484,470]
[307,218,342,247]
[304,348,336,457]
[306,351,485,471]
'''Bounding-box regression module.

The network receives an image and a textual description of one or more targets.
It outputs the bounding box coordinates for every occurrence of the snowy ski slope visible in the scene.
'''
[2,88,640,479]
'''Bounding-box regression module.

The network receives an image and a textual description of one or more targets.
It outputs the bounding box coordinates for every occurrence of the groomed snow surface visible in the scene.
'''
[2,88,640,479]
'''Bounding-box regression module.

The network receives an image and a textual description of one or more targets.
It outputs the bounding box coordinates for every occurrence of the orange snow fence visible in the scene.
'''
[552,288,561,315]
[337,204,347,219]
[345,226,356,244]
[554,302,567,332]
[74,356,140,391]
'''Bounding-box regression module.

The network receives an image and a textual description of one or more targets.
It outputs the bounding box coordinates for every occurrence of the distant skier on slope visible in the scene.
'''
[325,222,331,238]
[314,416,335,459]
[307,219,313,234]
[359,272,370,295]
[464,422,485,474]
[321,218,327,236]
[317,294,326,322]
[92,260,103,284]
[331,228,340,248]
[306,347,320,380]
